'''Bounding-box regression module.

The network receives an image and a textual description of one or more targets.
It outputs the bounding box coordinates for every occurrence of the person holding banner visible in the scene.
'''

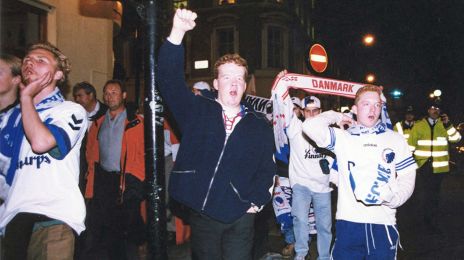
[158,9,276,260]
[302,85,417,259]
[288,95,334,260]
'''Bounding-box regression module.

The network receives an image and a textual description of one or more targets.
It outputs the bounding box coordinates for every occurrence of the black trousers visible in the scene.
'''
[190,211,255,260]
[4,213,53,260]
[416,160,445,225]
[78,164,145,260]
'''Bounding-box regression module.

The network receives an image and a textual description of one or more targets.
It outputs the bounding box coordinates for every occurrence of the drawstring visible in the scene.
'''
[365,224,376,256]
[392,225,403,249]
[385,224,393,246]
[365,224,370,255]
[370,224,376,249]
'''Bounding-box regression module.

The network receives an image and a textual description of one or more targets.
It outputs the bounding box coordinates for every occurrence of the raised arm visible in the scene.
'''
[302,110,352,148]
[158,9,199,133]
[167,9,198,45]
[20,72,56,153]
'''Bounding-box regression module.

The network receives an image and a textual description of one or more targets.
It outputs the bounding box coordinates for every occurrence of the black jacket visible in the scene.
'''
[158,41,276,223]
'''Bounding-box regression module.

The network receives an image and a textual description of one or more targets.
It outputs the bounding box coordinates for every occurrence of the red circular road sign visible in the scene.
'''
[308,44,328,73]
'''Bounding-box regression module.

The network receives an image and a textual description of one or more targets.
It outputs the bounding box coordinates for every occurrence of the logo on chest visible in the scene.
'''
[18,155,51,170]
[382,148,395,164]
[304,146,325,159]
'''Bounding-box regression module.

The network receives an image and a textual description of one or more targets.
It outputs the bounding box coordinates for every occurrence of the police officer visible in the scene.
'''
[408,103,461,233]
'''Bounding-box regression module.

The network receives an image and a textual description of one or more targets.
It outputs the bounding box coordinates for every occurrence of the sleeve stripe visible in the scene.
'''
[396,156,416,171]
[326,127,336,150]
[47,125,72,160]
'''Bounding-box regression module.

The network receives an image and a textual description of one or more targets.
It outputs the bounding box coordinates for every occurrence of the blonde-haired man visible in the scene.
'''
[0,42,87,259]
[302,85,417,259]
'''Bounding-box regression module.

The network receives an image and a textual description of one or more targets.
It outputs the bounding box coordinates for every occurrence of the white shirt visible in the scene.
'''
[303,111,417,225]
[0,100,88,234]
[287,114,333,193]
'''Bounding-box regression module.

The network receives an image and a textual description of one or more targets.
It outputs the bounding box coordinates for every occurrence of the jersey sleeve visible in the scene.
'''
[286,112,303,139]
[45,103,88,160]
[379,134,418,208]
[302,110,343,151]
[394,135,418,176]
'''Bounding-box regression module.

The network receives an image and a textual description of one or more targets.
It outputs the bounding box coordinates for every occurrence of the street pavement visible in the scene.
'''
[168,173,464,260]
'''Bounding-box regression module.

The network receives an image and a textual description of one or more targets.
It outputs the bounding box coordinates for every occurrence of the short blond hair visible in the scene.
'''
[0,54,21,77]
[27,42,71,86]
[354,85,382,105]
[214,54,248,79]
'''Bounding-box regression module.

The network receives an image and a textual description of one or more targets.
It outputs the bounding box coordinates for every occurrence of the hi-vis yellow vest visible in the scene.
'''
[408,118,462,173]
[394,121,416,151]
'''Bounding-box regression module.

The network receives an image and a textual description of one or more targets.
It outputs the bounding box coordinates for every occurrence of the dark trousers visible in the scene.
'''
[4,213,53,260]
[417,160,445,226]
[78,164,144,260]
[190,211,255,260]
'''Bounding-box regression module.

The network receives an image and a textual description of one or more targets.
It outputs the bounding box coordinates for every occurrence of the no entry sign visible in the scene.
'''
[308,44,328,73]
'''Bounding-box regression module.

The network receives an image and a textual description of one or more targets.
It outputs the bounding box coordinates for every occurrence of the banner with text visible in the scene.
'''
[270,73,386,163]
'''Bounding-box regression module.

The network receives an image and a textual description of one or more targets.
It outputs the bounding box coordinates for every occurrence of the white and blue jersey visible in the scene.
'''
[303,111,417,225]
[287,114,333,193]
[0,102,18,200]
[0,89,88,234]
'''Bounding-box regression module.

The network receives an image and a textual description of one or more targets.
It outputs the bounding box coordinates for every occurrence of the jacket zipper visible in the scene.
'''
[201,108,253,211]
[430,122,434,163]
[201,138,228,211]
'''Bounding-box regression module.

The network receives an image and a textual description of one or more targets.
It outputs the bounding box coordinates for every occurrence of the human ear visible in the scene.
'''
[54,71,64,81]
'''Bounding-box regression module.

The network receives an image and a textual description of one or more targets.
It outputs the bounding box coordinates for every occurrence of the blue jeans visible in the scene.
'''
[292,184,332,259]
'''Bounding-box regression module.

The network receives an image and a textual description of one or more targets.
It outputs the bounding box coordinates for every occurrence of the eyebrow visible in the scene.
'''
[24,55,51,61]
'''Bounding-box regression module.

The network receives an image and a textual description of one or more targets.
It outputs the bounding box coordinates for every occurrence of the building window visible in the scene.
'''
[173,0,188,9]
[216,27,235,57]
[219,0,236,5]
[267,26,283,68]
[1,1,48,57]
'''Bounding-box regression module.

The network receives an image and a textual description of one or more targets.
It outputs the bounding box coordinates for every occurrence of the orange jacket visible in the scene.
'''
[85,110,145,199]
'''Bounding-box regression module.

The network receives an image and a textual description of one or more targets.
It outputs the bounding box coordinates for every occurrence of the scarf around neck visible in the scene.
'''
[0,89,64,185]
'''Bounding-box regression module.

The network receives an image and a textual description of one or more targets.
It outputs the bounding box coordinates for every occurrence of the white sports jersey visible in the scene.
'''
[287,114,333,193]
[0,91,88,234]
[303,111,417,225]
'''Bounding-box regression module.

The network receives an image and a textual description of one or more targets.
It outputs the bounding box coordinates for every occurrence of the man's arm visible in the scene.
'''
[167,9,198,45]
[302,110,352,148]
[380,136,418,208]
[441,114,462,143]
[20,72,56,153]
[286,110,303,139]
[379,169,416,209]
[158,9,199,133]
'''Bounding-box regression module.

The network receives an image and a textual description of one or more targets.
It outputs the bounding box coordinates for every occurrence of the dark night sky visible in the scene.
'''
[313,1,464,120]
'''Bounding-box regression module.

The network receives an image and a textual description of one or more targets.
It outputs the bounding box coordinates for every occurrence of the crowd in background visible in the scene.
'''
[0,8,462,260]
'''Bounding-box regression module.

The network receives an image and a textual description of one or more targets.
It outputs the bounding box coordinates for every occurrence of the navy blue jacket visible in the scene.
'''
[158,41,276,223]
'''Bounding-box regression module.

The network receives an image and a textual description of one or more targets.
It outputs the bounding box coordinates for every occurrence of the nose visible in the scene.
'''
[24,59,33,68]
